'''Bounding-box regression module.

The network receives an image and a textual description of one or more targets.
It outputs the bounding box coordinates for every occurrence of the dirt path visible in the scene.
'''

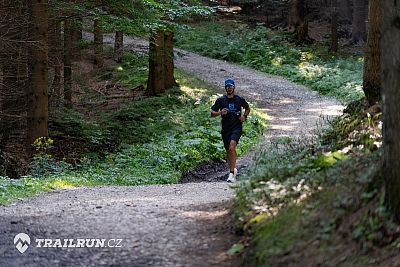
[0,35,342,267]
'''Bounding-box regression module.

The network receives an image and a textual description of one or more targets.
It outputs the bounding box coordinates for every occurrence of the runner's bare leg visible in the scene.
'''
[228,140,237,171]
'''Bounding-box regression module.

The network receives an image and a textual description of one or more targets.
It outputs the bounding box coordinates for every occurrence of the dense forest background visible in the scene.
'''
[0,0,400,265]
[0,0,377,176]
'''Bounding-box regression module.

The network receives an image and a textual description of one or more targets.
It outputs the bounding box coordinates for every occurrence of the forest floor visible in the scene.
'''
[0,35,342,266]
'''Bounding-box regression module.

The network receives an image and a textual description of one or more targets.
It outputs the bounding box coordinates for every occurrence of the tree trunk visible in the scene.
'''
[351,0,367,43]
[362,0,381,105]
[64,19,73,108]
[114,31,123,63]
[94,18,103,67]
[288,0,302,32]
[27,0,49,148]
[288,0,311,43]
[48,18,62,105]
[72,17,82,61]
[147,30,165,96]
[338,0,352,23]
[330,0,339,52]
[382,0,400,222]
[164,30,178,89]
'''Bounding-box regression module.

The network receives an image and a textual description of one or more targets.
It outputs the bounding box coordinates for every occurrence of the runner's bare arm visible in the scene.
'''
[240,107,251,122]
[211,108,228,117]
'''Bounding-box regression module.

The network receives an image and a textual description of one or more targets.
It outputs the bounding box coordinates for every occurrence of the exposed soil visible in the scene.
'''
[0,33,342,266]
[180,160,228,183]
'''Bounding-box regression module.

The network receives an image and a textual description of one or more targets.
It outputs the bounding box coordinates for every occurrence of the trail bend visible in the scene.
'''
[0,34,342,267]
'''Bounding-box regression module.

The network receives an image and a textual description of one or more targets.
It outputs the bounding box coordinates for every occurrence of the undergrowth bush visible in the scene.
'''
[233,102,386,266]
[113,52,148,87]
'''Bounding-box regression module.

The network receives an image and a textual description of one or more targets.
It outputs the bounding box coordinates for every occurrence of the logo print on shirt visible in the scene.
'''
[228,103,235,112]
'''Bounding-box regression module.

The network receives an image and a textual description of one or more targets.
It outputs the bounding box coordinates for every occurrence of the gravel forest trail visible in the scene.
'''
[0,34,342,267]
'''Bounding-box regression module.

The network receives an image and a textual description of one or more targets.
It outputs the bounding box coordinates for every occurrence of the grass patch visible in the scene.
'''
[235,143,385,265]
[0,53,267,205]
[109,52,149,87]
[250,205,303,266]
[0,176,74,204]
[175,21,364,104]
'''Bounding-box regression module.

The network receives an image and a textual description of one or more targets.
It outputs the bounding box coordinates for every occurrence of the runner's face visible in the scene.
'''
[225,85,234,95]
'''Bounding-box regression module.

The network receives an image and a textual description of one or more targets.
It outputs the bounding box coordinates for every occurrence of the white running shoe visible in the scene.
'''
[227,173,235,183]
[227,168,238,183]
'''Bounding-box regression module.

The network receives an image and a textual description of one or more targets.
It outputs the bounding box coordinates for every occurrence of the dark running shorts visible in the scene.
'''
[222,129,242,150]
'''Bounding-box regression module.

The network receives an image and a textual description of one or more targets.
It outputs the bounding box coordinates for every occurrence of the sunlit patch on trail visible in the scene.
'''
[305,105,343,116]
[178,209,229,220]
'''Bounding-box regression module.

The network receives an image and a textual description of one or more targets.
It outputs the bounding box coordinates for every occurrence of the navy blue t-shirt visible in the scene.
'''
[211,95,249,133]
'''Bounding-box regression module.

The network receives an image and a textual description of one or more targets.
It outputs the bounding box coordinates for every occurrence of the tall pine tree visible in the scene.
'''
[382,0,400,222]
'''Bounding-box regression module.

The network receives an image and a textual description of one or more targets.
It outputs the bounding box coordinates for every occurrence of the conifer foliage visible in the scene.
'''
[0,0,212,176]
